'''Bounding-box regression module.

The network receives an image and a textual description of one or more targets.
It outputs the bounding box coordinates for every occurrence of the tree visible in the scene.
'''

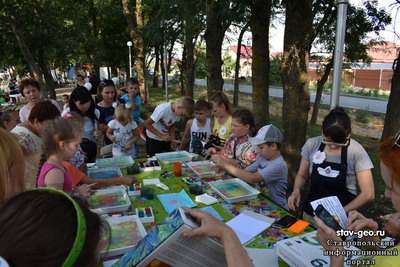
[233,22,250,107]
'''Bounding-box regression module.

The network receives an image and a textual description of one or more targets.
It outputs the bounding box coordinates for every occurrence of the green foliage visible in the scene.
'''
[269,55,282,86]
[355,107,371,124]
[195,48,207,79]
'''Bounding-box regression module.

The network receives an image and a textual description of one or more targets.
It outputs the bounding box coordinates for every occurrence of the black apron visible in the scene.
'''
[303,141,356,215]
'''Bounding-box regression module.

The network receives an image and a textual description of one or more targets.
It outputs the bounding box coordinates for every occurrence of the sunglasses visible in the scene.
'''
[101,79,114,86]
[390,130,400,149]
[322,135,350,147]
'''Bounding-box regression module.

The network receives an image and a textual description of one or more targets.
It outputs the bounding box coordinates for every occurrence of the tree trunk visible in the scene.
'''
[234,22,250,107]
[310,60,333,125]
[4,0,45,94]
[152,46,159,88]
[205,0,228,99]
[161,44,166,89]
[122,0,150,104]
[184,6,195,98]
[180,44,187,95]
[280,0,313,186]
[381,53,400,141]
[250,0,270,128]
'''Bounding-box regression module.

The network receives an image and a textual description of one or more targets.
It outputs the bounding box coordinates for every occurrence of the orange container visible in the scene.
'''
[173,162,182,177]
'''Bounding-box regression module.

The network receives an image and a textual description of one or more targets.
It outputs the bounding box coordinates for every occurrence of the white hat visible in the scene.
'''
[249,124,283,145]
[112,77,119,86]
[83,82,92,91]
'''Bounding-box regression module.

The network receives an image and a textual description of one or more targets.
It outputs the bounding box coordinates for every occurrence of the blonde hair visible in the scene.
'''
[114,104,133,125]
[0,128,25,201]
[36,117,82,182]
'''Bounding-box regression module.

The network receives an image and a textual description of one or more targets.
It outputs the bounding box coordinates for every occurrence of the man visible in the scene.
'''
[89,70,100,95]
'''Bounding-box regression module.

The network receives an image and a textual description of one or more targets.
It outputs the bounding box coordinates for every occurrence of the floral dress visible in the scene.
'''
[220,133,260,168]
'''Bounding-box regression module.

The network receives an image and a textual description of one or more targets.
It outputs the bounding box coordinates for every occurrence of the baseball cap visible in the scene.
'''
[249,124,282,145]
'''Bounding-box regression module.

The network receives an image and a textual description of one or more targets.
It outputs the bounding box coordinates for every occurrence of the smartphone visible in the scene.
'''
[314,204,343,232]
[275,215,298,228]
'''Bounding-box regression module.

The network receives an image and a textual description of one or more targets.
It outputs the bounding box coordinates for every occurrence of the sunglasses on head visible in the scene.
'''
[101,79,114,86]
[322,134,350,147]
[390,130,400,149]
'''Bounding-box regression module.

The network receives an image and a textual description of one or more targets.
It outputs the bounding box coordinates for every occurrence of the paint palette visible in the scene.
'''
[155,151,193,164]
[187,161,215,178]
[139,160,162,172]
[135,207,155,223]
[90,186,131,214]
[87,167,123,179]
[100,215,147,257]
[96,156,135,168]
[209,178,260,203]
[127,183,142,196]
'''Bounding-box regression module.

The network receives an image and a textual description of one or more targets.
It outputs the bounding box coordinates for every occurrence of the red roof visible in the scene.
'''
[229,45,253,59]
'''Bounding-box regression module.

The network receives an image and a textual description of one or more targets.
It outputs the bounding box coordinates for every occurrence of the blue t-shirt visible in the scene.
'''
[120,94,141,124]
[96,104,115,145]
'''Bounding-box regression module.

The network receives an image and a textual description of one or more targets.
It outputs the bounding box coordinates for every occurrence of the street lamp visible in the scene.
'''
[127,41,133,78]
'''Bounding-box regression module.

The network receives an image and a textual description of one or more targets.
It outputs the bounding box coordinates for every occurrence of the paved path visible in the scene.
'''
[195,79,388,114]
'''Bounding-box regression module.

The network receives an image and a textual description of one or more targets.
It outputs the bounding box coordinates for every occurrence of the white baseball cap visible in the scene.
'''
[249,124,283,145]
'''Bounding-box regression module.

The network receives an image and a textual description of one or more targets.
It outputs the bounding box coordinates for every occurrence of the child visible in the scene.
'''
[209,109,260,168]
[65,112,86,171]
[62,94,69,110]
[212,124,288,210]
[209,91,233,144]
[144,96,195,157]
[0,189,107,266]
[106,103,140,158]
[179,99,213,155]
[37,117,92,197]
[120,78,142,158]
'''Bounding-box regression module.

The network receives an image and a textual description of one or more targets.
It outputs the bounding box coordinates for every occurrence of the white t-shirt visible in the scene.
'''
[189,118,212,153]
[146,102,180,141]
[62,108,100,142]
[301,136,374,194]
[108,119,138,158]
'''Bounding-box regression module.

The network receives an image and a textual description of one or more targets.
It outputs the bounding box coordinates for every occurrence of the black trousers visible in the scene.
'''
[146,137,171,157]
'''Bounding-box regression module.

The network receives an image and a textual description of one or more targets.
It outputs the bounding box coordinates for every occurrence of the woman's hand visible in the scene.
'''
[287,189,301,211]
[347,210,378,231]
[380,214,400,237]
[210,154,227,169]
[208,147,217,155]
[94,129,102,139]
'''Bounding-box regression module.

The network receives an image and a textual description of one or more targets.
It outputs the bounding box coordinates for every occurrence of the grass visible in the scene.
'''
[142,82,394,216]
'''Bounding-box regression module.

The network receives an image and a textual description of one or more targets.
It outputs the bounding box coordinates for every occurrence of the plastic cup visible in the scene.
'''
[173,162,182,177]
[189,184,203,196]
[145,188,155,200]
[141,187,149,198]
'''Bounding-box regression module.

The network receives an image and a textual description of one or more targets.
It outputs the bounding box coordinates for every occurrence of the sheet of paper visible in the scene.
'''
[143,178,161,185]
[226,210,274,244]
[310,196,348,228]
[199,206,224,221]
[245,248,279,267]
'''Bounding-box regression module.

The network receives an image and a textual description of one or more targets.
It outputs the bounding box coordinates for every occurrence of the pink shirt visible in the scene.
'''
[37,162,72,193]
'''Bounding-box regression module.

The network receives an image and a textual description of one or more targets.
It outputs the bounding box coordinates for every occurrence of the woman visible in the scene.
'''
[288,107,374,224]
[0,110,20,132]
[316,131,400,266]
[96,79,117,145]
[210,109,260,169]
[0,128,25,201]
[0,189,108,266]
[11,101,61,189]
[62,86,101,163]
[18,78,61,122]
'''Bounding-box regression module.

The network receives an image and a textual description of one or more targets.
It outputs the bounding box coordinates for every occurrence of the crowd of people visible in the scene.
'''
[0,75,399,266]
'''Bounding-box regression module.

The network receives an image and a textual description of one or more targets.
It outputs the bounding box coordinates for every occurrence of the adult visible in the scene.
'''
[0,128,25,201]
[11,101,61,189]
[0,110,20,132]
[0,189,107,266]
[18,78,61,122]
[182,207,254,267]
[316,131,400,266]
[76,74,85,87]
[288,107,374,224]
[62,86,101,163]
[96,79,117,145]
[89,69,101,96]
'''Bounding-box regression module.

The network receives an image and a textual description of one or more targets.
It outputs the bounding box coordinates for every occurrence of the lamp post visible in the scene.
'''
[127,41,133,78]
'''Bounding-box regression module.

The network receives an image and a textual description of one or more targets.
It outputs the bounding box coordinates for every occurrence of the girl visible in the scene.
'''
[0,189,108,266]
[209,91,233,143]
[288,107,374,225]
[37,117,91,197]
[65,111,87,171]
[18,78,61,122]
[210,109,260,169]
[62,86,101,163]
[106,102,140,158]
[96,79,117,145]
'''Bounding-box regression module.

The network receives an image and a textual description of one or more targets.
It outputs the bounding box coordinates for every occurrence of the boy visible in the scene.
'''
[62,94,69,110]
[179,99,214,155]
[211,124,288,210]
[120,78,142,158]
[144,96,195,157]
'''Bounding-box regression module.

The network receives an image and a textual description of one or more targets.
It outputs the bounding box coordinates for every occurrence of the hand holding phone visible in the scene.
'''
[314,204,343,232]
